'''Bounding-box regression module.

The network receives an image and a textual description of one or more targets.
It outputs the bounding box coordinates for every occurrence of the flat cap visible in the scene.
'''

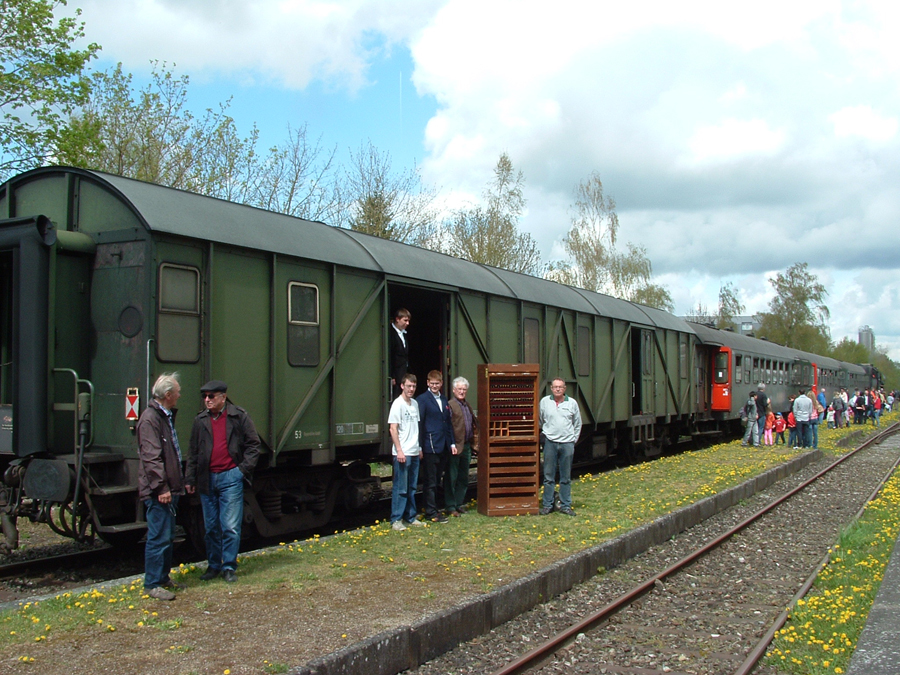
[200,379,228,393]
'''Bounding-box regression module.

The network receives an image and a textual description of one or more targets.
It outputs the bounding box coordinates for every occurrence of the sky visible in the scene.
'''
[63,0,900,358]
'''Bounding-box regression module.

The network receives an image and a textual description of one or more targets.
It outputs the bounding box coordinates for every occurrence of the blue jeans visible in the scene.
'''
[809,420,819,448]
[391,454,420,523]
[200,466,243,572]
[796,421,810,447]
[542,440,574,510]
[144,495,179,589]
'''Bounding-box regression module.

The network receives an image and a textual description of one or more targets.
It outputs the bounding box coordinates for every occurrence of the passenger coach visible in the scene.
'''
[0,166,875,548]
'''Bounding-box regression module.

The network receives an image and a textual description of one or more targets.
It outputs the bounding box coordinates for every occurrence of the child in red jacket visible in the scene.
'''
[787,411,797,447]
[774,413,787,445]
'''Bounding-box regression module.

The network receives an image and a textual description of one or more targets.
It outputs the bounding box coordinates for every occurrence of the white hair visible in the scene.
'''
[152,372,180,400]
[452,376,469,389]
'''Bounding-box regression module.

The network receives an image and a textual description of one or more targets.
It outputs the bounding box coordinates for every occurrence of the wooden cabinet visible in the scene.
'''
[476,364,540,516]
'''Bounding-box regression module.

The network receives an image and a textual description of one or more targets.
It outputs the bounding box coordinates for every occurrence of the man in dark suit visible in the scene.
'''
[417,370,455,523]
[389,308,411,399]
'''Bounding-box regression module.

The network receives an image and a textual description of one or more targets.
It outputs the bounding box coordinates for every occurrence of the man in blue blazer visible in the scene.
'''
[417,370,456,523]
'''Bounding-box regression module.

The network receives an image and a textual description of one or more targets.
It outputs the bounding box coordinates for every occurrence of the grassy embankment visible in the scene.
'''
[0,416,893,671]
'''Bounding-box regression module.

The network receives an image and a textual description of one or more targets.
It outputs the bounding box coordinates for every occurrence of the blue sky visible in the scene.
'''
[64,0,900,358]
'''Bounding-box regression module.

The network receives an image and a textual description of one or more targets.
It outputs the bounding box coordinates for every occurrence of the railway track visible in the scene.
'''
[410,424,900,675]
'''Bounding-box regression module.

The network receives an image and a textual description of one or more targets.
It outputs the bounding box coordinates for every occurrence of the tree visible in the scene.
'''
[445,153,542,275]
[756,262,831,352]
[57,63,340,222]
[831,337,870,364]
[685,301,715,325]
[549,172,673,310]
[716,282,744,330]
[0,0,99,179]
[337,140,438,247]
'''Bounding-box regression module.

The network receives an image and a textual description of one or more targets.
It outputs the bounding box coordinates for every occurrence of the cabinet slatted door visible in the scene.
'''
[476,364,540,516]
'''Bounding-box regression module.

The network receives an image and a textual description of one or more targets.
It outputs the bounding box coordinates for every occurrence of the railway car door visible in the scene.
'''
[387,284,450,397]
[631,328,655,416]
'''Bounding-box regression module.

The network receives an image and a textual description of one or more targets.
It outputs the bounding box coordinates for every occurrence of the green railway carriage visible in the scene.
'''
[0,166,730,547]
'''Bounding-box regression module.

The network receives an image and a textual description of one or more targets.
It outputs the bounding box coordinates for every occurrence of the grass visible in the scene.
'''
[764,450,900,675]
[0,415,892,670]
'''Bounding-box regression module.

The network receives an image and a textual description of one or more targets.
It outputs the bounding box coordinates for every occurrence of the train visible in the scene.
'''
[0,166,881,549]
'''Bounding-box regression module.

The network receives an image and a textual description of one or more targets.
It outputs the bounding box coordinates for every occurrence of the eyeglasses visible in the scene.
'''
[202,392,222,399]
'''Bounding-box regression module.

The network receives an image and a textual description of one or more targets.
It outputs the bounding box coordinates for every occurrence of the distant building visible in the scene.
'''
[730,315,761,336]
[859,325,875,352]
[681,314,761,336]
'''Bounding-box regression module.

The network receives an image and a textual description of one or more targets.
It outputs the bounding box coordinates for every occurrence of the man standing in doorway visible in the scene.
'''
[186,380,261,583]
[539,378,582,516]
[389,308,411,399]
[136,373,185,601]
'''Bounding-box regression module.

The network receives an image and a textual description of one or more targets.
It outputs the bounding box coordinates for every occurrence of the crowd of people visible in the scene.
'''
[741,383,895,450]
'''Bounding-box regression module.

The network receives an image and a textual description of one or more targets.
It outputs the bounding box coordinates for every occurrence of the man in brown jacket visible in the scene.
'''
[136,373,185,600]
[445,376,477,516]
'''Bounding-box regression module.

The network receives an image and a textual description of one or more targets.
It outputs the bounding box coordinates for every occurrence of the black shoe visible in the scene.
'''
[559,507,576,517]
[222,569,237,583]
[457,505,467,514]
[539,506,553,515]
[430,514,449,524]
[200,568,220,581]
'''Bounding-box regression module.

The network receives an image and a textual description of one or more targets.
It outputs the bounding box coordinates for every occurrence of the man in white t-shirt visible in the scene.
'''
[388,373,424,531]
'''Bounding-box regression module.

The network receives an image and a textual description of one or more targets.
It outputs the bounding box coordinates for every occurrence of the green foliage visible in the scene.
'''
[831,337,870,364]
[757,262,831,351]
[0,0,99,178]
[446,153,542,275]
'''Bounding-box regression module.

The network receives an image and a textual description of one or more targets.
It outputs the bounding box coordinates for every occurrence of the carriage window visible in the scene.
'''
[744,355,751,384]
[577,325,590,377]
[715,352,729,384]
[288,282,319,366]
[752,358,760,385]
[734,355,742,383]
[157,264,200,362]
[524,318,540,365]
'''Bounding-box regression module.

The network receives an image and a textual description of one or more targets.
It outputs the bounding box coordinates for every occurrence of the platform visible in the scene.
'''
[846,531,900,675]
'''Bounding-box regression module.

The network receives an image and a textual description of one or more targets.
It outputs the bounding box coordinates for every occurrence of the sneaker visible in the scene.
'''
[457,505,468,514]
[405,518,425,527]
[448,510,462,517]
[200,568,220,581]
[391,520,407,531]
[147,586,175,601]
[539,506,553,515]
[222,569,237,583]
[430,514,449,524]
[162,579,185,591]
[558,507,577,517]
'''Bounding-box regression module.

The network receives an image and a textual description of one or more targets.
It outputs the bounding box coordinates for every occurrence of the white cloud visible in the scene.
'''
[829,105,898,141]
[685,119,787,164]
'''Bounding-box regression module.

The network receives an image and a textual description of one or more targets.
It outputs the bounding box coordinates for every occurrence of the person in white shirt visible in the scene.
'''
[388,373,424,531]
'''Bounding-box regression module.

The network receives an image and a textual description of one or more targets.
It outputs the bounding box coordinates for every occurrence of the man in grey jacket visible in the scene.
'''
[539,378,582,516]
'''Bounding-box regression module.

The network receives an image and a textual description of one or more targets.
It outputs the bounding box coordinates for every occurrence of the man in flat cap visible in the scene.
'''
[186,380,260,582]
